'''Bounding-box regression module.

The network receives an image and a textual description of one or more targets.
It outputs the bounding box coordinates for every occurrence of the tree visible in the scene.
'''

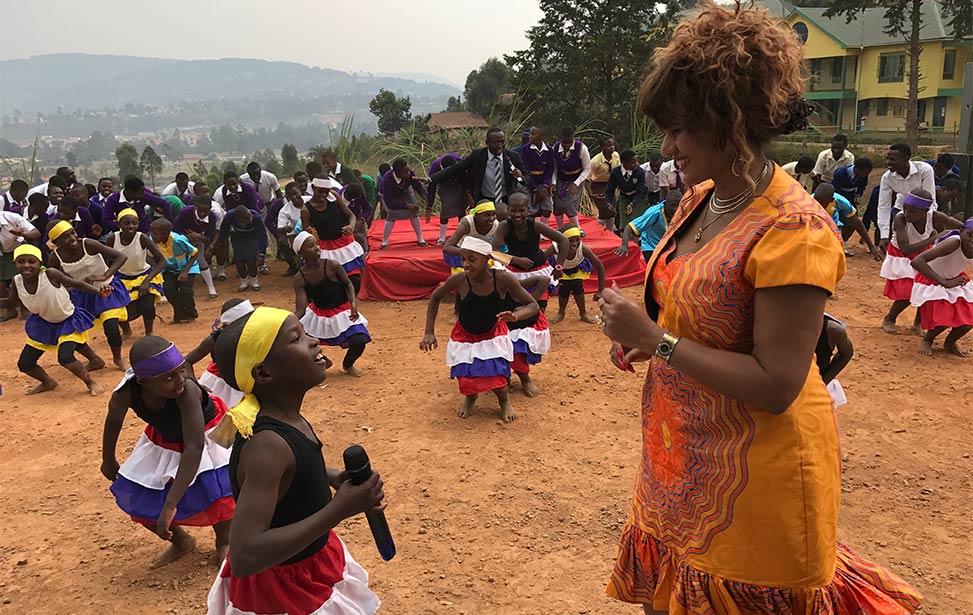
[115,142,140,180]
[139,145,164,190]
[281,143,300,177]
[368,89,412,135]
[444,96,465,112]
[65,151,78,168]
[463,58,513,118]
[505,0,661,140]
[825,0,971,150]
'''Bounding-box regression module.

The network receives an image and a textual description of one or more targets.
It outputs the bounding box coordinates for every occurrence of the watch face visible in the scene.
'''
[658,341,673,354]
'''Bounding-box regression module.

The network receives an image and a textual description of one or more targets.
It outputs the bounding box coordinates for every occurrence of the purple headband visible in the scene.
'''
[133,343,185,379]
[903,193,932,209]
[965,219,973,230]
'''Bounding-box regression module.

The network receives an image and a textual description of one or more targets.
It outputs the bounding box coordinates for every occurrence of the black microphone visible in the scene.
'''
[342,444,395,561]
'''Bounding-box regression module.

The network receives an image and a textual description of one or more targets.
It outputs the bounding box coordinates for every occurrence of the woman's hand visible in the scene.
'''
[349,305,360,321]
[597,282,660,351]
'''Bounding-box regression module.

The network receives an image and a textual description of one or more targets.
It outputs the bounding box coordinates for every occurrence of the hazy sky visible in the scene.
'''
[1,0,544,86]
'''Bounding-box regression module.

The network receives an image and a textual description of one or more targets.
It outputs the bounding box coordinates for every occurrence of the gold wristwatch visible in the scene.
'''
[655,331,680,364]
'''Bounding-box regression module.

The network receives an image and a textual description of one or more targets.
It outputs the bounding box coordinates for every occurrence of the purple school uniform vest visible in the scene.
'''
[522,146,554,188]
[554,141,584,183]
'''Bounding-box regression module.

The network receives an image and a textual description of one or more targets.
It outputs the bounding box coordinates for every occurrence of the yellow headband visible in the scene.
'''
[471,201,496,215]
[13,244,42,261]
[117,208,139,222]
[210,307,292,447]
[563,226,582,239]
[48,220,73,243]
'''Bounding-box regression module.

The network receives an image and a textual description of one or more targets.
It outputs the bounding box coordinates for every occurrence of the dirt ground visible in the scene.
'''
[0,253,969,615]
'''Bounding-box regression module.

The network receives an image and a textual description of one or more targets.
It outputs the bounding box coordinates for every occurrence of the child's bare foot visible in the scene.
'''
[457,396,476,419]
[882,319,898,334]
[27,380,58,395]
[580,313,599,324]
[918,339,934,356]
[500,400,518,422]
[150,534,196,569]
[114,356,130,371]
[549,312,565,324]
[521,380,540,397]
[913,322,924,336]
[86,358,106,371]
[343,365,362,377]
[944,341,967,357]
[88,381,104,396]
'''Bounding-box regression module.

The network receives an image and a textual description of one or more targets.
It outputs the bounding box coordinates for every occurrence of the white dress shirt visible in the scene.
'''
[0,211,36,253]
[277,196,311,234]
[658,160,683,190]
[27,182,49,197]
[639,163,662,193]
[781,161,814,193]
[877,161,937,240]
[240,170,281,203]
[812,148,854,182]
[161,181,195,198]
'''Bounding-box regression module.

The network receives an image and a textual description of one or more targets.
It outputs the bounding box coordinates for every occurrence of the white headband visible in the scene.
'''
[220,300,255,325]
[459,235,493,256]
[292,230,316,255]
[311,177,341,189]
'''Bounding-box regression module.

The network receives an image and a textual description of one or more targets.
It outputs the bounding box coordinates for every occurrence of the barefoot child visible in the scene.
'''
[420,236,540,422]
[546,225,605,324]
[149,218,200,324]
[442,201,500,274]
[205,307,383,614]
[910,218,973,356]
[879,190,962,334]
[3,244,105,396]
[109,209,166,337]
[293,231,371,377]
[48,220,131,369]
[102,336,234,568]
[816,313,853,408]
[505,273,552,398]
[300,178,365,292]
[184,298,255,409]
[491,191,569,308]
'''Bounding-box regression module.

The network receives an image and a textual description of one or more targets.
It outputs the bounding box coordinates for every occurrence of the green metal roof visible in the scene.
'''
[784,2,968,49]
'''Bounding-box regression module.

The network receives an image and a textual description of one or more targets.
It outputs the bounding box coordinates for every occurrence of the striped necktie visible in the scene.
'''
[493,156,504,200]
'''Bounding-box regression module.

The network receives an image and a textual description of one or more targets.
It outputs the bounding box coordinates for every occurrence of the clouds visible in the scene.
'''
[1,0,542,85]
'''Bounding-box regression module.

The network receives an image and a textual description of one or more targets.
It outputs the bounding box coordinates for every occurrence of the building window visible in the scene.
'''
[892,100,905,117]
[943,49,956,80]
[831,58,843,83]
[878,53,905,83]
[876,98,889,116]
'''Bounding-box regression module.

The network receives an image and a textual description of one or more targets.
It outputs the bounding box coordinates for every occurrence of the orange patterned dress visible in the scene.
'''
[606,167,922,614]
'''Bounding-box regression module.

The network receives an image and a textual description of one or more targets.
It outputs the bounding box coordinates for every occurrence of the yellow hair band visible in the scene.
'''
[563,226,582,239]
[48,220,73,243]
[13,244,42,261]
[210,307,291,447]
[471,201,496,215]
[117,208,139,222]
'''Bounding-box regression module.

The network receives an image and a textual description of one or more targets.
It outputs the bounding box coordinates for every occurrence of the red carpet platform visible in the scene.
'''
[359,216,646,301]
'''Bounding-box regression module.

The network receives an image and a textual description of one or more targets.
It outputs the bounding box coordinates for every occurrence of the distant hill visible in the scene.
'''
[0,54,461,140]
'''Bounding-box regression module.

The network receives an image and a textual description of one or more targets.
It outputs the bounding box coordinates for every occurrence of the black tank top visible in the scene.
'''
[300,266,347,309]
[129,379,215,443]
[815,314,841,376]
[306,201,345,241]
[457,270,506,335]
[504,293,539,330]
[229,415,332,565]
[503,219,545,266]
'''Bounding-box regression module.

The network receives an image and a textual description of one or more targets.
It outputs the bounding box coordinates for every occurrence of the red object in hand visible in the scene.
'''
[100,285,112,298]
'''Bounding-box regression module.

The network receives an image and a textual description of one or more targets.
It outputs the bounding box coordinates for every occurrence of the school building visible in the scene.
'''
[780,2,970,133]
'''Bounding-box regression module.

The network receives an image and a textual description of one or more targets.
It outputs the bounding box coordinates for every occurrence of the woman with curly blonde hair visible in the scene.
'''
[596,3,921,613]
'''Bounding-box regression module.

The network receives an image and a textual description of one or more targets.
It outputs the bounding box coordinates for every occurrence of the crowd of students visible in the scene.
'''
[0,124,969,613]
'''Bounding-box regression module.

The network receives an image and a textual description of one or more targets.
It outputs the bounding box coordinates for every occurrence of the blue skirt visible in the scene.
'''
[69,277,130,324]
[24,308,96,352]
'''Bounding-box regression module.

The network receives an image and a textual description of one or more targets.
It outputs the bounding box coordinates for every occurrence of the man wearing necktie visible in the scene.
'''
[605,150,650,231]
[429,128,531,209]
